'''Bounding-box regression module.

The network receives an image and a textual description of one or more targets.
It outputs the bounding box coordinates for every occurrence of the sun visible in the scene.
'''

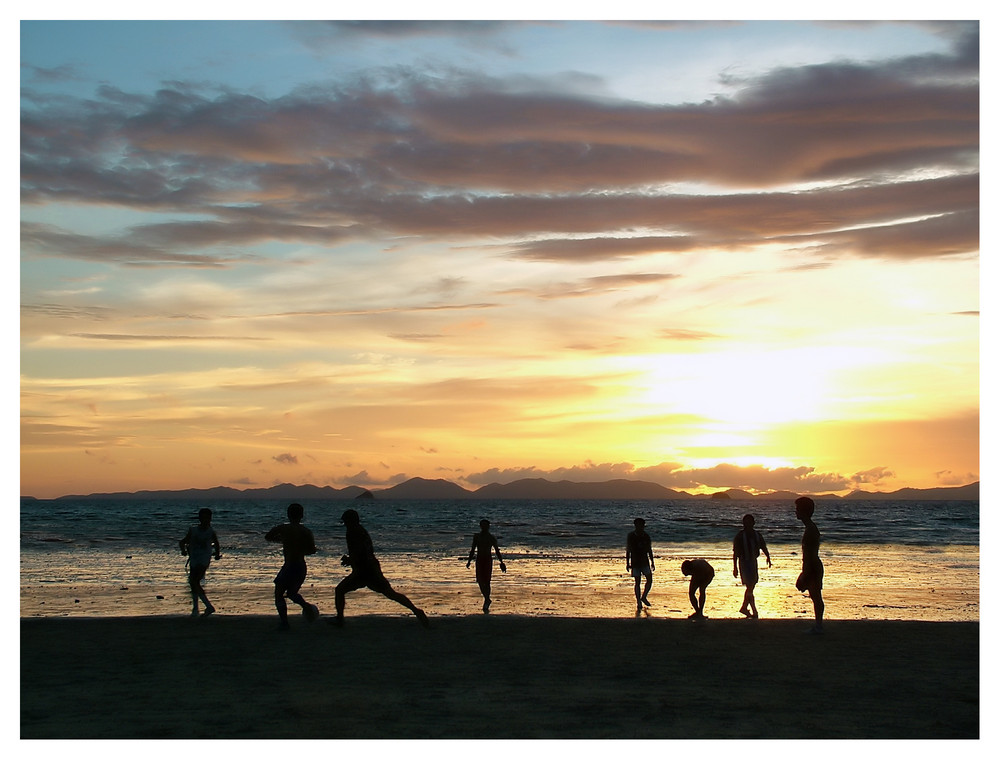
[627,348,834,427]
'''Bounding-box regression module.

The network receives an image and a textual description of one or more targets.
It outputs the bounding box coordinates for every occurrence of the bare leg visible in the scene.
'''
[810,588,824,632]
[198,587,214,616]
[284,591,317,621]
[382,588,429,627]
[478,580,492,613]
[688,583,701,619]
[274,584,290,629]
[191,568,213,616]
[334,583,347,625]
[333,573,367,626]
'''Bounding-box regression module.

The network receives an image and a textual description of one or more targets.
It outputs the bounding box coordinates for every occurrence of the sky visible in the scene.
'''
[18,12,981,499]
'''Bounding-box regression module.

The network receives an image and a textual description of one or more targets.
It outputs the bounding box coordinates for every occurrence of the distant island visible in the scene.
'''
[21,478,980,503]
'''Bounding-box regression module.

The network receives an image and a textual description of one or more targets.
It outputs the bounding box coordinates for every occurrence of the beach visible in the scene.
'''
[20,614,978,739]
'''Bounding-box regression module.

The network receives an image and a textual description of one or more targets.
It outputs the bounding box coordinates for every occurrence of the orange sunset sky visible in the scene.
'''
[19,15,980,499]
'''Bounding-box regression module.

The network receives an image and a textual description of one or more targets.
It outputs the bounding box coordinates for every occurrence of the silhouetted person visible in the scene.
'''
[467,519,506,613]
[265,503,319,630]
[626,517,655,613]
[794,496,824,633]
[681,559,715,620]
[732,513,771,618]
[333,509,429,627]
[179,507,221,617]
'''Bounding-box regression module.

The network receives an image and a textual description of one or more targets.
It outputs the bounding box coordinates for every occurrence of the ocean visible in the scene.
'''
[20,496,979,622]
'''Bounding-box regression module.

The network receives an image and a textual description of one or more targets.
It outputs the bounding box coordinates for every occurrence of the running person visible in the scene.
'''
[265,503,319,630]
[467,519,506,613]
[333,509,428,627]
[179,508,221,617]
[732,513,771,618]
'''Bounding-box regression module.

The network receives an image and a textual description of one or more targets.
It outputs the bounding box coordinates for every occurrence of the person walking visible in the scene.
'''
[467,519,506,613]
[732,513,771,618]
[179,508,221,617]
[626,518,655,613]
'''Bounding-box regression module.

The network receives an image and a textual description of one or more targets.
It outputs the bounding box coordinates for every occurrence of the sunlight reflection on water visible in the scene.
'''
[20,541,978,621]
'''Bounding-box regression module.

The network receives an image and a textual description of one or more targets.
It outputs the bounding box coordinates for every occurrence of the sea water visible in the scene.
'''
[20,497,979,621]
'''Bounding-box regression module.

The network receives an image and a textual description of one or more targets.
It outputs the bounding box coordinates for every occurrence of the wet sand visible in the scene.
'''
[20,614,978,739]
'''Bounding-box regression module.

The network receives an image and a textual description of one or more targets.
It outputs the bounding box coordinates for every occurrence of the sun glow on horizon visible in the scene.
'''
[18,20,979,499]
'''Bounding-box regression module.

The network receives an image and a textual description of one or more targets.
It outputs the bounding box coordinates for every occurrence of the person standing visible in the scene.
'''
[467,519,506,613]
[626,518,655,613]
[732,513,771,618]
[265,503,319,630]
[333,509,429,627]
[681,559,715,620]
[794,496,824,633]
[179,508,221,617]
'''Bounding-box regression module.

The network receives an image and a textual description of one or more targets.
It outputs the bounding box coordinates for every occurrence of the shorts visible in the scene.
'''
[737,558,759,586]
[338,569,394,595]
[795,561,824,592]
[275,560,307,594]
[188,562,209,584]
[631,564,652,580]
[476,558,493,584]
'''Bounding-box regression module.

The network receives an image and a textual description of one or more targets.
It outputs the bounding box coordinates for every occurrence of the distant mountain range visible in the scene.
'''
[22,478,980,503]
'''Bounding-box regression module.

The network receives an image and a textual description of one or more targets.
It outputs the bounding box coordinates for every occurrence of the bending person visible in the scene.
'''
[681,559,715,620]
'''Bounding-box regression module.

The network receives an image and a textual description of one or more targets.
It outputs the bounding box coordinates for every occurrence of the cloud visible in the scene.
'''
[466,460,855,493]
[69,333,268,342]
[850,466,895,485]
[21,62,82,84]
[935,469,979,486]
[21,222,252,268]
[272,453,298,465]
[20,24,978,265]
[288,20,520,44]
[532,271,680,300]
[466,461,638,485]
[341,470,409,486]
[657,329,722,341]
[508,237,697,262]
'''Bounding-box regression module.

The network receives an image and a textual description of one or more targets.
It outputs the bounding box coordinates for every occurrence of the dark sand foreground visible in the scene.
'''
[21,615,978,739]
